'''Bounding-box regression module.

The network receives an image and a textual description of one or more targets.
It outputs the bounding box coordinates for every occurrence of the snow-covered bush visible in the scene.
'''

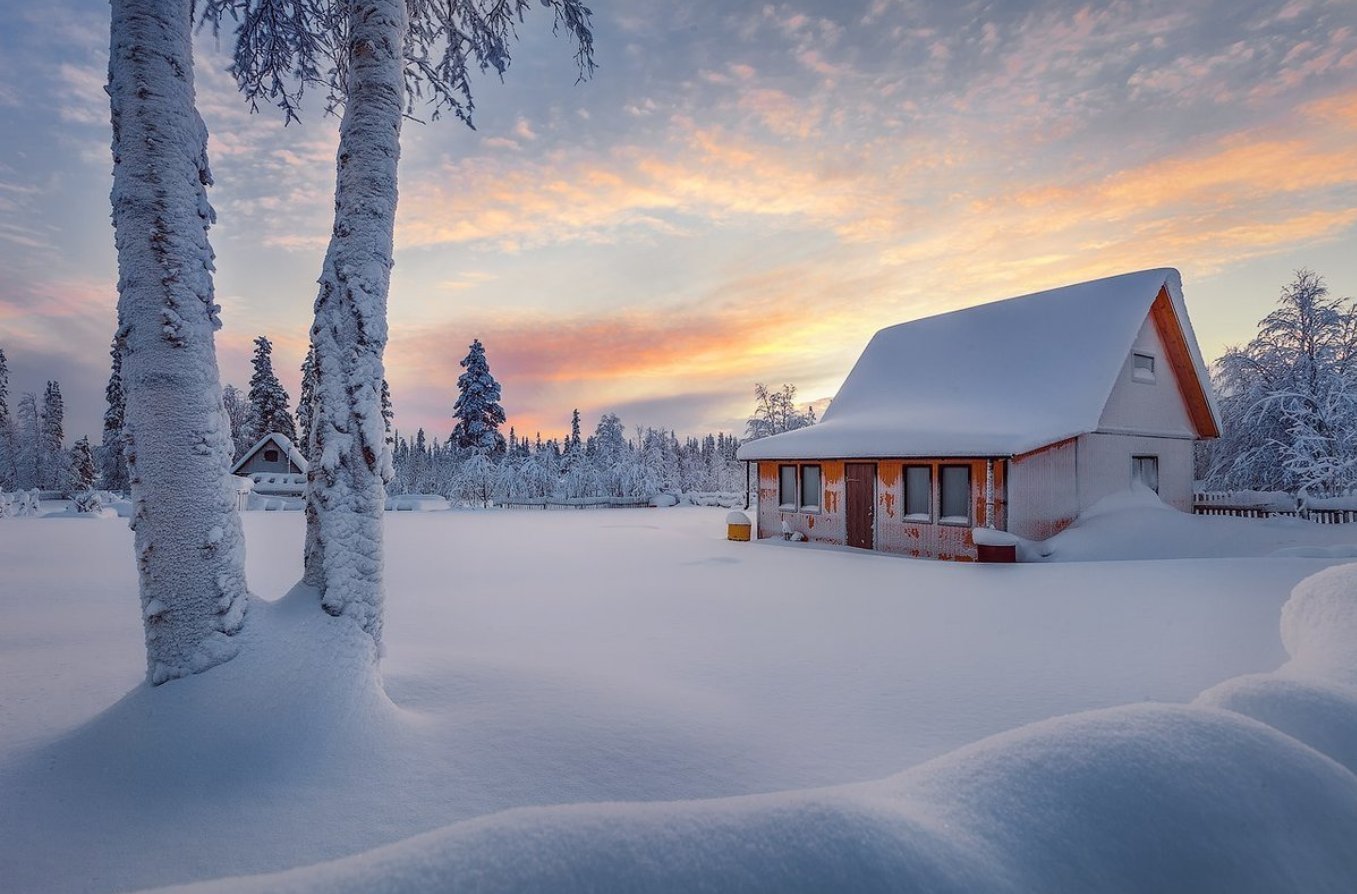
[71,491,104,514]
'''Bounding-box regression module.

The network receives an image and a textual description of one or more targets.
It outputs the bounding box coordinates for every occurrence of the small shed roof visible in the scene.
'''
[737,268,1220,461]
[230,432,309,475]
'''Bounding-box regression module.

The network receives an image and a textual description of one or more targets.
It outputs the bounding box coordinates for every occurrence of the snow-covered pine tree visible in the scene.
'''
[296,344,316,461]
[451,339,507,454]
[101,337,130,493]
[66,436,97,496]
[221,384,252,461]
[14,393,39,490]
[247,336,297,442]
[109,0,249,683]
[39,381,65,490]
[0,347,14,489]
[381,378,394,445]
[202,0,593,650]
[569,409,582,452]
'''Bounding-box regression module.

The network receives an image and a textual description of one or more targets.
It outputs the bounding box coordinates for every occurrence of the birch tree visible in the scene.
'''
[204,0,594,649]
[109,0,249,683]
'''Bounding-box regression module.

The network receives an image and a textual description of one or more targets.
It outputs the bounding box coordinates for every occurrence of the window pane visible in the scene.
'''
[800,465,821,510]
[1132,456,1159,493]
[940,465,971,521]
[904,466,931,518]
[1133,353,1156,382]
[779,465,797,507]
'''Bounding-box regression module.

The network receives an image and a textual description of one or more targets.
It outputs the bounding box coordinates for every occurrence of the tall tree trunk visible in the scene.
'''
[303,0,406,649]
[109,0,249,684]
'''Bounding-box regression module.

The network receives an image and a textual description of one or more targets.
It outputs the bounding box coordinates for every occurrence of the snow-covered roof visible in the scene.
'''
[738,268,1221,461]
[230,432,309,475]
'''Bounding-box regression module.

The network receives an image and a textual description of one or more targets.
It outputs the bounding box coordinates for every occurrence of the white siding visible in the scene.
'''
[1076,432,1194,511]
[1008,440,1079,540]
[1097,314,1196,437]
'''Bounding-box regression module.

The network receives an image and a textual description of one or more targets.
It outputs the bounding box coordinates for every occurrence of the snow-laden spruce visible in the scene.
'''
[0,347,14,489]
[450,338,506,454]
[246,336,297,443]
[109,0,249,683]
[101,337,129,493]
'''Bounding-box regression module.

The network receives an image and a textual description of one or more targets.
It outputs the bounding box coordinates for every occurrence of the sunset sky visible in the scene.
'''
[2,0,1356,444]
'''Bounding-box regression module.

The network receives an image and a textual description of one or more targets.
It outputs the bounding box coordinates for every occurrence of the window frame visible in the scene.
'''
[902,464,933,523]
[938,464,973,526]
[799,464,822,513]
[778,464,798,510]
[1131,454,1160,494]
[1132,351,1157,384]
[263,448,280,463]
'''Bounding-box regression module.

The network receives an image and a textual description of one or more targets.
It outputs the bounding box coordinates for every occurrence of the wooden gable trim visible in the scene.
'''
[1148,286,1220,439]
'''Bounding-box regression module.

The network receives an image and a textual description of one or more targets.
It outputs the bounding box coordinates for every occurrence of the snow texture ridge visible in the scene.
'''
[739,268,1219,460]
[146,563,1357,894]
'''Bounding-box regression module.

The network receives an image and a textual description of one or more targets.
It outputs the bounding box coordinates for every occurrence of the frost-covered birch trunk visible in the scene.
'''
[109,0,249,684]
[303,0,406,648]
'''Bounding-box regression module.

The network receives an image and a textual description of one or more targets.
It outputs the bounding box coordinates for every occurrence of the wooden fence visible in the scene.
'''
[1193,490,1357,524]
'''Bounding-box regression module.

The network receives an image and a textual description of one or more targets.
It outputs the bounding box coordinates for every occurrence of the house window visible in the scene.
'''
[778,465,797,509]
[939,465,971,525]
[903,465,932,521]
[1132,455,1159,493]
[799,465,822,512]
[263,449,280,463]
[1133,352,1156,383]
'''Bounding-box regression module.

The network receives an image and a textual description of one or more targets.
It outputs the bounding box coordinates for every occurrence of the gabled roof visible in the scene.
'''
[737,268,1221,461]
[230,432,309,475]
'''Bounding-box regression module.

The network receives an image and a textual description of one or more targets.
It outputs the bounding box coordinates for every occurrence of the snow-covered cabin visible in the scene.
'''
[231,433,308,497]
[736,268,1221,560]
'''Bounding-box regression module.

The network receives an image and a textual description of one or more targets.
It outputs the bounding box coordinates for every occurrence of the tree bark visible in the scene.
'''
[109,0,250,683]
[303,0,406,649]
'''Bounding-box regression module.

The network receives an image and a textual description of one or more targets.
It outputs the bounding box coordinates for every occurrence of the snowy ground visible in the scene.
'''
[1,504,1355,891]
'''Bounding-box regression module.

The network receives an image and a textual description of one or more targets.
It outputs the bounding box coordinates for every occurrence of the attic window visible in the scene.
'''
[263,449,280,462]
[1133,352,1156,383]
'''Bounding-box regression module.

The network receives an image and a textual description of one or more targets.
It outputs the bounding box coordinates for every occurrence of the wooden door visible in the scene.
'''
[845,462,876,550]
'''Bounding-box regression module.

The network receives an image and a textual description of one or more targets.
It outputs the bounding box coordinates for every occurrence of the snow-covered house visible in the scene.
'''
[231,433,308,497]
[736,268,1221,560]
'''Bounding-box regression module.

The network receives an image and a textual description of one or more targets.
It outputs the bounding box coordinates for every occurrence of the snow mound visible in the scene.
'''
[1280,563,1357,678]
[1078,483,1175,520]
[1199,563,1357,774]
[146,705,1357,894]
[149,564,1357,894]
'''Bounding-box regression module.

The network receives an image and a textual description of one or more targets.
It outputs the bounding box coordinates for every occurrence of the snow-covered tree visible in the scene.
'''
[296,344,316,461]
[1205,270,1357,493]
[101,338,130,493]
[0,347,14,490]
[247,336,296,442]
[221,384,252,460]
[746,383,817,441]
[14,392,39,490]
[66,436,98,496]
[109,0,249,683]
[203,0,594,649]
[39,381,65,490]
[451,339,507,454]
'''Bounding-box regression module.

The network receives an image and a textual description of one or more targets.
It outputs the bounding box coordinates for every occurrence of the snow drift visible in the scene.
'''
[151,564,1357,893]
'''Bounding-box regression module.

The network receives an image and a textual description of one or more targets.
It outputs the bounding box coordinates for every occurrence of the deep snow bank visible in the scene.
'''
[153,566,1357,893]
